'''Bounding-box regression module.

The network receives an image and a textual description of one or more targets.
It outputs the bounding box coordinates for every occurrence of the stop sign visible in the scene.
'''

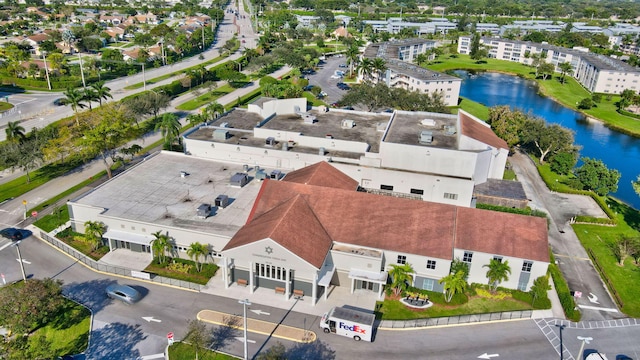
[167,332,174,340]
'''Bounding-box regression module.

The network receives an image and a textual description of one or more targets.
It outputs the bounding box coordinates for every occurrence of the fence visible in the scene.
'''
[39,231,201,291]
[587,248,624,309]
[378,310,533,329]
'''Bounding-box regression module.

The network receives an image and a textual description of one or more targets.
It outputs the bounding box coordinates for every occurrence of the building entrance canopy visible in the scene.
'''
[348,268,388,284]
[103,230,155,246]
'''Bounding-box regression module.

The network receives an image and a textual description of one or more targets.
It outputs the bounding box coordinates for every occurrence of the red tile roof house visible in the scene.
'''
[221,162,549,305]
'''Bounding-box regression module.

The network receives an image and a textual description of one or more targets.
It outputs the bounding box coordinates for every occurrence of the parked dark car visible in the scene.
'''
[303,85,314,91]
[338,63,347,68]
[0,228,24,241]
[106,284,142,304]
[53,98,66,106]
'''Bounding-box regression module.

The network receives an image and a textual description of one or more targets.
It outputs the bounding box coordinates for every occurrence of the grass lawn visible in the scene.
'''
[377,295,532,320]
[31,299,91,356]
[573,199,640,317]
[56,227,109,260]
[176,85,235,111]
[168,342,237,360]
[303,92,326,107]
[33,206,69,232]
[0,101,14,112]
[456,97,490,120]
[429,54,640,136]
[145,257,219,285]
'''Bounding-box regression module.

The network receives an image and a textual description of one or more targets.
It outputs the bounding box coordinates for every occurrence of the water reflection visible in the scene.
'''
[456,70,640,210]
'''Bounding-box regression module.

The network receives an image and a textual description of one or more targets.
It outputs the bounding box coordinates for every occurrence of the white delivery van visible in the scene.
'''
[319,306,375,342]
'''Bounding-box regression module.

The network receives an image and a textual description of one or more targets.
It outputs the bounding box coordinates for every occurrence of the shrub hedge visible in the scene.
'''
[476,203,548,218]
[548,261,581,321]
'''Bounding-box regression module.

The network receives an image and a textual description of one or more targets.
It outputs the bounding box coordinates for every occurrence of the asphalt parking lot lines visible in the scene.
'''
[197,309,315,343]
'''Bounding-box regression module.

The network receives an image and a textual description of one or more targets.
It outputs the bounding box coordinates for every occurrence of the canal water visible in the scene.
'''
[455,70,640,210]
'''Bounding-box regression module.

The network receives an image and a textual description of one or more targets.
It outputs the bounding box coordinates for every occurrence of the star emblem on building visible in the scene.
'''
[265,246,273,255]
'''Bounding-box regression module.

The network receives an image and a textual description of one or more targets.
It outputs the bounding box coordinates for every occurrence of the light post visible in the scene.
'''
[577,336,593,360]
[555,324,566,360]
[238,299,251,360]
[41,51,52,90]
[22,199,27,220]
[13,241,27,282]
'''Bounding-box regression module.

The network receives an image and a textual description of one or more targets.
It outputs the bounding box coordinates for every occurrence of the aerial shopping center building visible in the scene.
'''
[68,98,549,305]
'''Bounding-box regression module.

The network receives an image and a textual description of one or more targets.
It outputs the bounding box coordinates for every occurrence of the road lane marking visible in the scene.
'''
[137,353,165,360]
[577,304,618,312]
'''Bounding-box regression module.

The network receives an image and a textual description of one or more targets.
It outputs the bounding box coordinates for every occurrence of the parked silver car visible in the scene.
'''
[106,284,141,304]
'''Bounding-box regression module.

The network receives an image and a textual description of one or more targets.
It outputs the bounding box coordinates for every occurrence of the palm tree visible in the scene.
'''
[346,45,360,78]
[82,86,98,110]
[5,121,25,143]
[155,113,181,150]
[84,220,106,251]
[414,53,428,66]
[63,87,87,126]
[187,114,205,127]
[388,263,415,296]
[203,102,225,122]
[483,259,511,292]
[372,58,387,81]
[91,81,113,106]
[558,62,573,84]
[151,230,171,264]
[438,270,467,303]
[356,57,374,82]
[187,242,208,272]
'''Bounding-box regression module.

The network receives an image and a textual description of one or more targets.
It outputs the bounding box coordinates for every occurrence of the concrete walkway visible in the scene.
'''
[197,309,316,343]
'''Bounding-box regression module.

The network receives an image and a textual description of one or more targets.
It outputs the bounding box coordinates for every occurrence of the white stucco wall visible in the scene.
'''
[379,141,478,179]
[384,251,451,286]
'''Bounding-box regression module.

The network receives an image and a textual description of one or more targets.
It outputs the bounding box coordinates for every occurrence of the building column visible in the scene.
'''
[312,273,318,306]
[285,267,291,300]
[108,238,113,252]
[249,261,254,294]
[378,282,383,299]
[350,278,354,294]
[222,257,229,289]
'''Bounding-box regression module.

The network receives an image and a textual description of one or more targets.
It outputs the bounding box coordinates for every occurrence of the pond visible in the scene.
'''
[455,70,640,211]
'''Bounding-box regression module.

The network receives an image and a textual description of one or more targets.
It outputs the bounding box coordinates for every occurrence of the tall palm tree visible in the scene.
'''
[346,45,360,78]
[558,62,573,84]
[372,57,387,81]
[356,57,374,82]
[155,113,181,150]
[151,230,171,264]
[438,270,467,303]
[91,81,113,106]
[414,53,428,66]
[63,87,87,126]
[388,263,415,296]
[82,86,98,110]
[483,259,511,292]
[84,220,106,251]
[5,121,25,143]
[203,102,225,122]
[187,242,208,272]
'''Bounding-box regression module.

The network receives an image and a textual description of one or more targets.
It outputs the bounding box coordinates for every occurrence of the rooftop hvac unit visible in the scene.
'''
[341,119,356,128]
[197,203,211,219]
[444,125,457,135]
[419,130,433,144]
[215,195,229,208]
[256,169,267,180]
[213,129,229,141]
[265,137,276,146]
[319,147,326,155]
[421,118,436,126]
[303,114,317,124]
[230,173,249,187]
[270,170,282,180]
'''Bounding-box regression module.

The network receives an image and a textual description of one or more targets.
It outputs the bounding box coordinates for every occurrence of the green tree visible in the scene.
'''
[483,259,511,292]
[63,87,87,126]
[574,157,621,196]
[530,275,551,306]
[388,263,414,296]
[346,44,360,78]
[449,258,470,280]
[550,151,578,175]
[155,113,181,150]
[469,33,487,62]
[633,175,640,197]
[487,106,527,148]
[538,61,555,80]
[91,81,113,106]
[439,270,467,303]
[618,89,636,110]
[5,121,25,143]
[203,102,225,122]
[372,57,387,80]
[185,319,209,360]
[414,53,428,66]
[187,242,208,272]
[83,86,98,110]
[151,230,171,263]
[256,342,287,360]
[356,57,374,82]
[607,236,640,266]
[578,97,594,109]
[84,220,106,251]
[0,278,64,334]
[521,119,575,164]
[558,62,573,84]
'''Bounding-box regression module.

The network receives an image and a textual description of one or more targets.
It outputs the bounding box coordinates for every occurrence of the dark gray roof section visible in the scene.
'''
[473,179,527,201]
[385,59,461,82]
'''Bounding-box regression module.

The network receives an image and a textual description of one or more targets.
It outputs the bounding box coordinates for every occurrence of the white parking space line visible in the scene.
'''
[137,353,165,360]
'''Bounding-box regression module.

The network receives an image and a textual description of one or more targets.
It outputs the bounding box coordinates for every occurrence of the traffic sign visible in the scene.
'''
[31,211,38,218]
[167,332,174,345]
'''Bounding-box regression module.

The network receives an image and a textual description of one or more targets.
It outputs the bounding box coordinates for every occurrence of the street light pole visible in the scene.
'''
[238,299,251,360]
[22,199,27,220]
[555,324,566,360]
[577,336,593,360]
[41,51,52,90]
[14,241,27,282]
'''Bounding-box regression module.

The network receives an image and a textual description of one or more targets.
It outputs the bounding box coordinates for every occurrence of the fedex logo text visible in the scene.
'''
[339,322,367,334]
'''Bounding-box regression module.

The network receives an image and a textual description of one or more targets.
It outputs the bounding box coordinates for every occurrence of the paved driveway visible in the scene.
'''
[307,56,350,107]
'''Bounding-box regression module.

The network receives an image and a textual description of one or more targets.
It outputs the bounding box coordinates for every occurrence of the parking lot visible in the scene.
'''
[306,55,352,107]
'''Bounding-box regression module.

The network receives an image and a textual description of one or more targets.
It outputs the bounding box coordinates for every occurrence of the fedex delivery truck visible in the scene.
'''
[319,306,375,342]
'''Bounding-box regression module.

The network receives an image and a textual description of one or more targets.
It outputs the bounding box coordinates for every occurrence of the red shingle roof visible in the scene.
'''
[282,162,358,190]
[459,111,508,150]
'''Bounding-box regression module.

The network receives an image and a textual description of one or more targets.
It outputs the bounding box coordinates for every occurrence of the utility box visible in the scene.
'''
[215,195,229,208]
[265,137,276,146]
[213,129,229,141]
[256,170,267,180]
[197,204,212,218]
[270,170,282,180]
[230,173,249,187]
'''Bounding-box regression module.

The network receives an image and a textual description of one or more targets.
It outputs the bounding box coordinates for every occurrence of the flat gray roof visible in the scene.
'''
[186,108,391,156]
[72,152,264,237]
[384,111,458,149]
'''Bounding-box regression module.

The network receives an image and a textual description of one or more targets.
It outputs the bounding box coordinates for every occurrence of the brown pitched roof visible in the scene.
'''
[282,162,358,190]
[223,194,333,268]
[28,33,49,43]
[454,207,549,262]
[459,111,508,150]
[226,164,548,265]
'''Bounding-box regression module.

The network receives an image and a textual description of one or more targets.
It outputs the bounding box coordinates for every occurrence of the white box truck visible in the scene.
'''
[319,306,375,342]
